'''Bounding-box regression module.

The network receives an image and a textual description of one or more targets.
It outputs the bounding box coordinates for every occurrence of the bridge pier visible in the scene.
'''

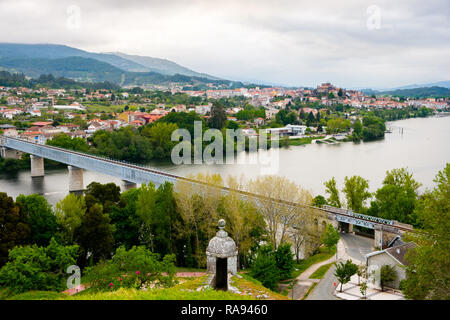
[30,155,45,177]
[122,180,138,191]
[68,166,84,192]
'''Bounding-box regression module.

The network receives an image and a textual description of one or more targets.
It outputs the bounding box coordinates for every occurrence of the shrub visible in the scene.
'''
[84,246,176,291]
[0,238,79,293]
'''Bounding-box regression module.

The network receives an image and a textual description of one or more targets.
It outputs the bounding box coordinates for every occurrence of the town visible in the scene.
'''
[1,80,447,149]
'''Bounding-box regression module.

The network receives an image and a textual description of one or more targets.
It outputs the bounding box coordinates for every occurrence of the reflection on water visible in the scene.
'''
[1,116,449,206]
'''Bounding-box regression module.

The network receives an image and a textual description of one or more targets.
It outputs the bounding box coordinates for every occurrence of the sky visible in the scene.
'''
[0,0,449,88]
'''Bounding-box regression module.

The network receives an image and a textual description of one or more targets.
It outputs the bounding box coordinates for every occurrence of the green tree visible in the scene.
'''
[249,244,280,290]
[342,176,371,213]
[312,195,327,208]
[0,193,31,266]
[334,259,358,292]
[84,182,121,213]
[16,194,57,247]
[0,238,79,293]
[402,163,450,300]
[275,243,295,280]
[55,193,86,244]
[208,101,227,129]
[74,203,114,267]
[47,133,89,152]
[141,122,179,159]
[380,264,397,291]
[369,168,421,225]
[321,224,340,250]
[353,119,363,138]
[110,188,141,250]
[324,177,341,208]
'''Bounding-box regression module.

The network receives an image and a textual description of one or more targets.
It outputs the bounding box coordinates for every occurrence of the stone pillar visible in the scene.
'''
[68,166,84,192]
[122,180,137,191]
[30,155,44,177]
[348,223,354,234]
[374,227,383,249]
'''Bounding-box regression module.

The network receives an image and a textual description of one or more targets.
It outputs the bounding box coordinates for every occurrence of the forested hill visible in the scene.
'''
[0,43,232,87]
[0,70,119,90]
[381,86,450,98]
[363,86,450,98]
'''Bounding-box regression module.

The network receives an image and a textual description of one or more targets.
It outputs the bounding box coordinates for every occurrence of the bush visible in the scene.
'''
[83,246,176,291]
[0,238,79,293]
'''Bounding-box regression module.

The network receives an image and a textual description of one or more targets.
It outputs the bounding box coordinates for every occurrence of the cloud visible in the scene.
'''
[0,0,448,88]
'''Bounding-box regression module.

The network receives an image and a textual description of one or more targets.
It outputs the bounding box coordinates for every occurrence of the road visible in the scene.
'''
[306,233,375,300]
[339,233,374,263]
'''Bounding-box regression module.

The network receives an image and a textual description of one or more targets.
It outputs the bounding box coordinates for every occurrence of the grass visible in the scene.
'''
[301,283,317,300]
[287,137,321,146]
[1,273,288,300]
[290,246,336,279]
[309,263,335,279]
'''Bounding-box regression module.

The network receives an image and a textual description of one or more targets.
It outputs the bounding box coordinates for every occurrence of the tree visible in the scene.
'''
[16,194,57,247]
[321,224,340,250]
[0,193,31,266]
[342,176,371,213]
[141,122,179,159]
[401,163,450,300]
[109,189,141,250]
[369,168,421,225]
[46,133,89,152]
[0,238,79,293]
[312,195,327,208]
[218,177,266,269]
[55,193,86,244]
[84,182,121,213]
[360,281,368,299]
[324,177,341,208]
[249,244,280,290]
[74,203,114,267]
[380,264,397,291]
[334,259,358,292]
[275,243,295,280]
[353,119,363,138]
[174,173,222,267]
[247,175,314,249]
[208,101,227,129]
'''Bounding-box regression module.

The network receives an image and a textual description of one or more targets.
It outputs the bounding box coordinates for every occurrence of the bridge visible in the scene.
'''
[0,136,413,248]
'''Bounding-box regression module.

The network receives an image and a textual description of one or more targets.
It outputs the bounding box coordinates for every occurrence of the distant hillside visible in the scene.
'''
[0,43,220,82]
[0,70,119,90]
[393,81,450,90]
[0,55,241,87]
[112,52,220,80]
[379,86,450,98]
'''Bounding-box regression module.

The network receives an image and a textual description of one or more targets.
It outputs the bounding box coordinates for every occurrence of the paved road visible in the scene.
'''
[339,233,374,263]
[306,264,338,300]
[306,233,375,300]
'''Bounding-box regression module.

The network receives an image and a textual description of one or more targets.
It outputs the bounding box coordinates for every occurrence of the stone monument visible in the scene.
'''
[206,219,238,290]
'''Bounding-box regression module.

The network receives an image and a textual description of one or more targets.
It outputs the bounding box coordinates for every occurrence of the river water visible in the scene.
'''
[1,116,449,205]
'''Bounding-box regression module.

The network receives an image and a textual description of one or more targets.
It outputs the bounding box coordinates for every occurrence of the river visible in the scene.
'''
[1,116,449,205]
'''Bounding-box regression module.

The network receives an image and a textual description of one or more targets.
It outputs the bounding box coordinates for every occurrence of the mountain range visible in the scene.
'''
[0,43,232,87]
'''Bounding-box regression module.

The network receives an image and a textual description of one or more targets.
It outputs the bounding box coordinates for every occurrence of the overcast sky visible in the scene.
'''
[0,0,449,88]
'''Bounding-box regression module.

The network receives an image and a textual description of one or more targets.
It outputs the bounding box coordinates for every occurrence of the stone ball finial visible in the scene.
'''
[218,219,226,230]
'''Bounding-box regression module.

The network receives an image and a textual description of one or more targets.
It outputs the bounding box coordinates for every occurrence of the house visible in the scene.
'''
[0,124,18,137]
[19,131,46,144]
[285,124,307,136]
[254,117,265,126]
[365,242,417,290]
[195,104,212,115]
